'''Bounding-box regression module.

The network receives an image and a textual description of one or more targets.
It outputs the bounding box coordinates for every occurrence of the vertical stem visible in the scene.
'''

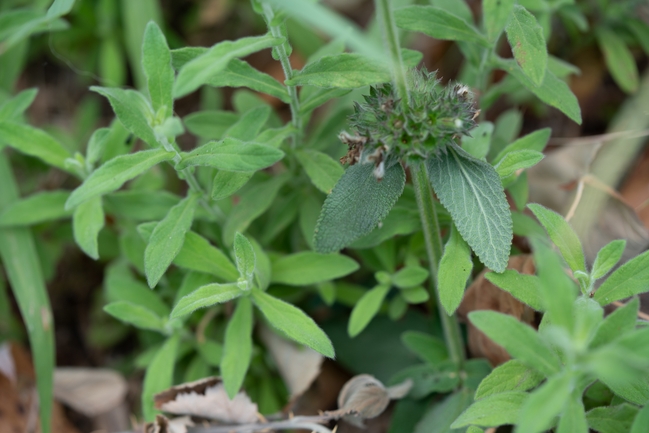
[262,3,302,147]
[411,161,465,365]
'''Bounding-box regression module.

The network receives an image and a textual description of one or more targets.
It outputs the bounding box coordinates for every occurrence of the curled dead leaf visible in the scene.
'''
[145,414,194,433]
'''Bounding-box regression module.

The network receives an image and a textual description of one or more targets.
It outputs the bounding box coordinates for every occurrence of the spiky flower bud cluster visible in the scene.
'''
[340,69,479,178]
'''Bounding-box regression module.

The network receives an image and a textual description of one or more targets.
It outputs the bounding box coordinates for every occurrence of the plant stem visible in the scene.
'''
[262,2,302,147]
[411,161,465,365]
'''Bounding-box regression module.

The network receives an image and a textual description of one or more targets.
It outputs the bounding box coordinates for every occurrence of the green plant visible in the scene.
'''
[1,0,648,432]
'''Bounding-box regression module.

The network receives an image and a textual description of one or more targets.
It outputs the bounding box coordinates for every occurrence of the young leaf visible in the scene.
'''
[142,334,179,421]
[224,105,271,141]
[591,239,626,280]
[392,266,429,289]
[462,122,493,160]
[557,393,588,433]
[451,391,527,428]
[91,87,158,147]
[485,270,545,311]
[221,297,253,399]
[348,284,390,338]
[586,404,638,433]
[176,138,284,172]
[296,149,344,194]
[494,150,544,179]
[483,0,515,42]
[211,171,253,201]
[468,310,561,377]
[233,232,255,283]
[0,121,72,172]
[395,6,489,47]
[103,301,164,332]
[270,252,359,286]
[171,283,242,319]
[173,231,239,281]
[286,53,390,88]
[438,223,473,315]
[596,28,639,93]
[528,203,586,273]
[65,148,175,210]
[142,21,174,117]
[590,298,639,349]
[493,128,551,164]
[315,162,406,253]
[0,88,37,121]
[206,59,290,103]
[427,143,512,273]
[251,288,334,358]
[517,373,572,433]
[401,286,429,304]
[174,34,282,98]
[593,249,649,306]
[0,191,71,227]
[504,5,547,86]
[475,359,544,399]
[390,362,460,398]
[299,88,351,115]
[105,262,170,317]
[401,331,448,364]
[183,110,239,140]
[144,194,199,288]
[72,196,105,260]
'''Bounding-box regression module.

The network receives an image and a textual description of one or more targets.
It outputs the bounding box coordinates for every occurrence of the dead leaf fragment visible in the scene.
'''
[53,367,128,416]
[145,415,194,433]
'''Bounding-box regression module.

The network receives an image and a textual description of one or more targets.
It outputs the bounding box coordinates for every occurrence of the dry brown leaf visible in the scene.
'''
[53,367,128,417]
[458,255,536,366]
[145,414,194,433]
[155,377,258,424]
[259,324,323,400]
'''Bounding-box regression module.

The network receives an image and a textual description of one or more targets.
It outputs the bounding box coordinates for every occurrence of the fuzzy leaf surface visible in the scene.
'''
[271,252,359,286]
[348,284,390,337]
[438,224,473,314]
[505,5,547,86]
[142,335,179,421]
[207,59,289,102]
[0,121,71,172]
[485,270,545,311]
[594,249,649,305]
[483,0,515,42]
[171,283,242,318]
[222,297,253,399]
[395,5,489,46]
[452,392,527,428]
[233,232,255,282]
[296,149,344,194]
[475,360,544,399]
[173,231,239,281]
[142,22,174,115]
[591,239,626,280]
[104,301,164,332]
[72,196,104,260]
[177,138,284,172]
[0,191,71,226]
[586,404,638,433]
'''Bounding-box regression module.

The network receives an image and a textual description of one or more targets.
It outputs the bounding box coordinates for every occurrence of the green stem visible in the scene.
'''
[262,2,302,147]
[411,161,465,365]
[374,0,409,110]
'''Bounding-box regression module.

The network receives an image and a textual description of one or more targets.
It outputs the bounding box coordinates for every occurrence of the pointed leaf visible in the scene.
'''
[176,138,284,172]
[142,335,179,421]
[597,28,639,93]
[0,191,71,227]
[287,53,389,88]
[428,144,512,272]
[234,232,255,282]
[142,21,174,116]
[222,297,253,399]
[173,232,239,281]
[103,301,164,331]
[315,162,406,253]
[475,359,544,399]
[452,391,527,428]
[557,393,588,433]
[348,284,390,337]
[395,6,489,46]
[270,252,359,286]
[0,121,71,171]
[211,171,253,201]
[483,0,515,42]
[594,249,649,306]
[401,331,448,365]
[252,288,334,358]
[392,266,429,289]
[591,239,626,280]
[517,373,572,433]
[494,150,544,179]
[590,298,639,349]
[438,223,473,314]
[505,5,547,86]
[296,149,344,194]
[587,404,638,433]
[224,106,271,141]
[0,88,38,121]
[183,110,239,140]
[72,196,104,260]
[207,59,289,103]
[171,283,243,319]
[485,270,545,311]
[493,128,551,164]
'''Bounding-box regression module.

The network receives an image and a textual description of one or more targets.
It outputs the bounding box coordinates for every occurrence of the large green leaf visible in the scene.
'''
[483,0,515,42]
[233,232,255,284]
[315,162,406,253]
[65,148,175,209]
[348,284,390,337]
[207,59,289,103]
[211,171,253,201]
[172,231,239,281]
[287,53,389,88]
[427,144,512,272]
[252,288,334,358]
[517,373,572,433]
[452,392,527,428]
[0,191,71,227]
[296,149,344,194]
[221,297,253,399]
[144,194,198,288]
[438,223,473,315]
[271,252,359,286]
[171,283,243,319]
[104,261,170,317]
[504,5,547,86]
[176,137,284,172]
[142,334,179,421]
[183,110,239,140]
[590,298,638,349]
[475,359,544,399]
[142,21,174,117]
[485,270,545,311]
[103,301,164,332]
[591,239,626,280]
[594,249,649,306]
[0,121,71,172]
[72,196,105,260]
[586,404,638,433]
[557,393,588,433]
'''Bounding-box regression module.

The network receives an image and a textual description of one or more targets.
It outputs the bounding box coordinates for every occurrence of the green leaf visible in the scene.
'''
[395,6,489,47]
[0,191,71,227]
[0,88,37,121]
[207,59,289,103]
[393,266,429,289]
[475,359,544,399]
[234,232,255,283]
[485,270,545,311]
[631,404,649,433]
[462,122,493,160]
[427,143,512,273]
[225,105,271,141]
[222,173,289,244]
[401,286,430,304]
[172,232,239,281]
[401,331,448,364]
[495,150,544,179]
[142,334,179,421]
[628,19,649,56]
[249,237,271,291]
[211,171,253,200]
[438,223,473,314]
[596,28,639,93]
[587,404,638,433]
[593,249,649,306]
[46,0,75,19]
[557,393,588,433]
[452,391,527,428]
[414,389,474,433]
[221,296,253,399]
[0,121,71,171]
[315,162,406,253]
[299,88,351,115]
[468,310,560,376]
[171,283,242,319]
[498,58,582,124]
[271,252,359,286]
[287,53,390,88]
[590,298,639,349]
[72,196,104,260]
[296,149,344,194]
[184,110,239,140]
[103,190,181,221]
[176,138,284,172]
[591,239,626,280]
[252,288,334,358]
[483,0,515,42]
[144,194,198,287]
[103,301,164,331]
[348,284,390,337]
[174,34,282,98]
[65,148,175,210]
[505,5,547,86]
[493,128,551,164]
[390,362,460,398]
[105,262,170,317]
[142,21,174,117]
[90,86,158,147]
[528,203,586,273]
[517,372,572,433]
